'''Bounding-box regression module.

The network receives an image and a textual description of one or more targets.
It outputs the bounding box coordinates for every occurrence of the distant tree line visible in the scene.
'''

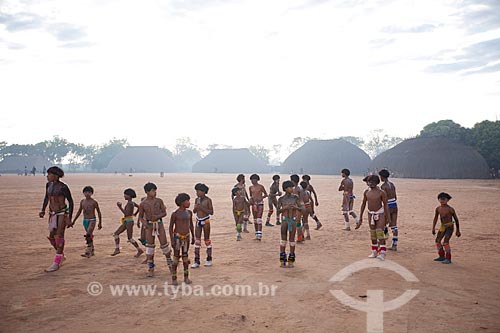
[0,119,498,170]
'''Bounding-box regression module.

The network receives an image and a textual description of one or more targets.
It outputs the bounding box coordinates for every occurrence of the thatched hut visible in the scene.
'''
[105,146,175,173]
[192,149,270,173]
[281,139,371,175]
[0,155,51,174]
[370,137,490,179]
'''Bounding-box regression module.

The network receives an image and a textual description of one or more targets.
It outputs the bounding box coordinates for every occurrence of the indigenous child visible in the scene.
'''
[300,181,313,240]
[356,175,390,261]
[169,193,195,285]
[232,187,249,240]
[432,192,461,264]
[302,175,322,230]
[138,182,173,278]
[39,166,74,272]
[111,188,143,258]
[277,181,304,268]
[232,174,251,226]
[379,169,399,251]
[339,168,359,231]
[192,183,214,268]
[72,186,102,258]
[290,174,304,241]
[249,174,269,240]
[266,175,282,226]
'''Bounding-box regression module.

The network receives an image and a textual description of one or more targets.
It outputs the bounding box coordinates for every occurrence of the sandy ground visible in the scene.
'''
[0,173,499,333]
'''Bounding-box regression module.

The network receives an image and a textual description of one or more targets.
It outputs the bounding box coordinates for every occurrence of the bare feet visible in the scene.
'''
[134,249,144,258]
[184,277,192,284]
[147,268,154,278]
[45,262,59,272]
[110,249,120,256]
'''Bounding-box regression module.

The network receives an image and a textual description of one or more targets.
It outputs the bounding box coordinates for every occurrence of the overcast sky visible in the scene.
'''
[1,0,499,152]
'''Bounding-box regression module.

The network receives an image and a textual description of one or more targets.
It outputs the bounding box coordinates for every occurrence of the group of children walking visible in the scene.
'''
[39,166,462,280]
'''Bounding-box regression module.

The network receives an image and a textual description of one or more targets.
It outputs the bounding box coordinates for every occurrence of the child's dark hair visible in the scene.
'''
[300,181,308,189]
[83,186,94,194]
[236,174,245,182]
[272,174,280,181]
[378,169,390,178]
[124,188,137,198]
[438,192,452,200]
[368,175,380,185]
[302,174,311,181]
[250,174,260,181]
[144,182,157,193]
[47,166,64,178]
[195,183,209,194]
[290,174,300,183]
[232,187,240,197]
[282,180,294,191]
[341,168,350,176]
[175,193,190,206]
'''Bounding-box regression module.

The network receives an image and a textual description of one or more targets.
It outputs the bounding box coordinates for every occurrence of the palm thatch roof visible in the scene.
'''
[105,146,175,173]
[370,137,490,179]
[0,155,51,173]
[192,149,270,173]
[281,139,371,175]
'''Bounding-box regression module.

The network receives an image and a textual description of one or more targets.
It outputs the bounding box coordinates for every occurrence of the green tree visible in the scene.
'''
[173,137,201,171]
[418,120,468,141]
[338,136,364,147]
[466,120,500,169]
[248,145,270,164]
[364,129,402,159]
[91,138,128,171]
[43,136,72,164]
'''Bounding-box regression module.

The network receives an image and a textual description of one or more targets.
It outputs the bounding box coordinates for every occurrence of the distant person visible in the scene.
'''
[277,180,303,268]
[266,175,282,226]
[138,182,173,278]
[249,174,268,241]
[24,165,28,176]
[300,181,313,240]
[232,187,249,240]
[290,174,304,242]
[192,183,214,268]
[302,175,322,230]
[43,165,46,176]
[432,192,461,264]
[39,166,74,272]
[232,174,250,225]
[31,166,36,176]
[111,188,144,258]
[72,186,102,257]
[356,175,390,261]
[338,168,359,231]
[379,169,399,251]
[169,193,195,285]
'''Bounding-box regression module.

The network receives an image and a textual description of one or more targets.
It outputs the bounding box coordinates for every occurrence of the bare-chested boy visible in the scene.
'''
[72,186,102,258]
[432,192,461,264]
[356,175,390,261]
[277,180,304,268]
[290,174,304,242]
[379,169,399,251]
[232,187,249,240]
[300,181,313,240]
[339,168,359,231]
[39,166,74,272]
[169,193,195,285]
[232,174,251,230]
[302,175,322,230]
[265,175,282,226]
[138,182,173,278]
[111,188,143,258]
[249,174,269,240]
[192,183,214,268]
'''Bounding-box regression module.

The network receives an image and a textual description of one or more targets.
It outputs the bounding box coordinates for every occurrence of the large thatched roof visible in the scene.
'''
[192,149,270,173]
[105,146,175,173]
[370,137,490,179]
[0,155,51,173]
[281,139,371,175]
